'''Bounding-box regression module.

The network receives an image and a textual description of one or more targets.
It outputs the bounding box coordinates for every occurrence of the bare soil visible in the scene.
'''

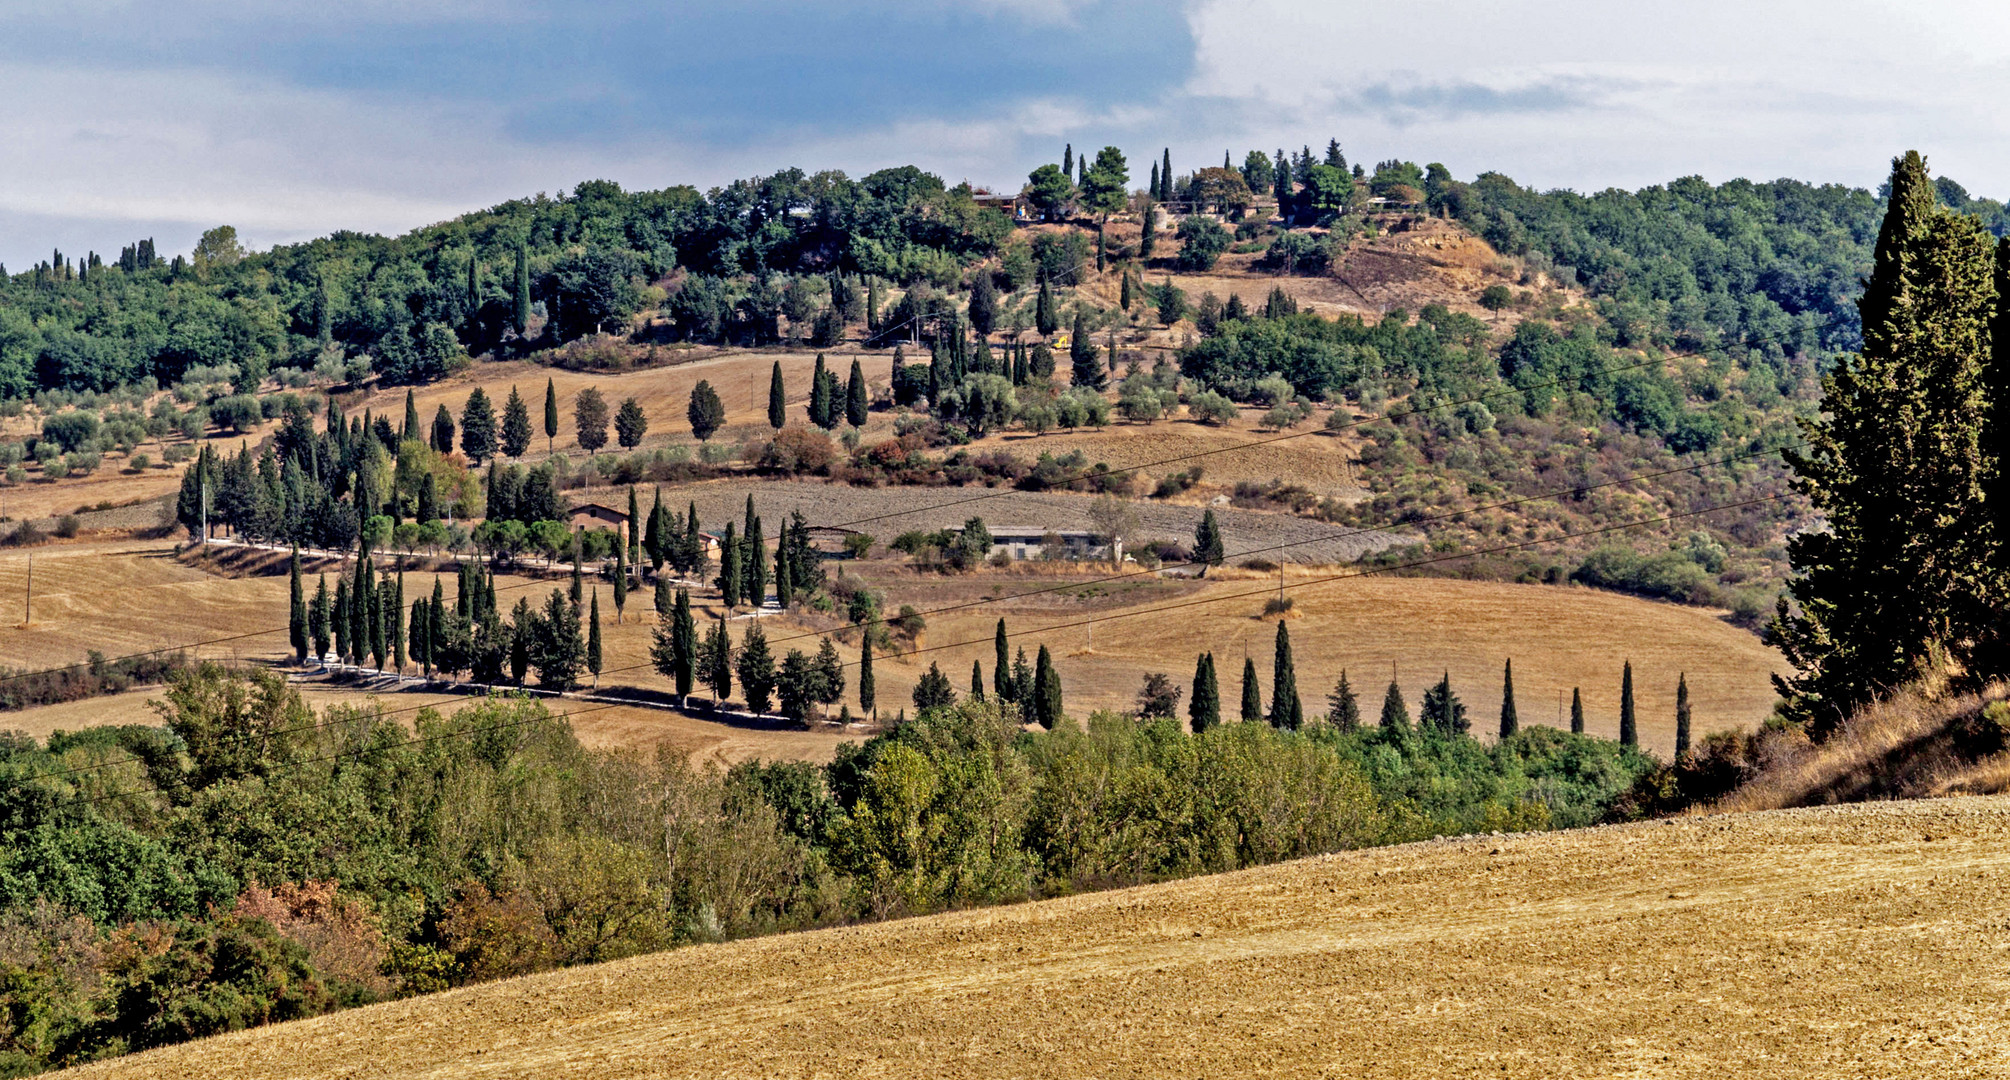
[67,796,2010,1079]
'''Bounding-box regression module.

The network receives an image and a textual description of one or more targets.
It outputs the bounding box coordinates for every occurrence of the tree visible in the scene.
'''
[1035,277,1059,337]
[514,244,531,336]
[310,574,332,661]
[808,354,832,428]
[1380,680,1411,732]
[529,588,584,689]
[430,405,455,455]
[1771,152,2000,736]
[699,616,733,705]
[587,591,603,686]
[460,389,496,463]
[815,637,845,713]
[1069,311,1104,390]
[1675,673,1692,759]
[574,388,609,452]
[745,513,767,606]
[846,358,869,427]
[1034,644,1063,728]
[719,522,741,607]
[612,540,628,622]
[1189,652,1220,733]
[614,397,648,448]
[1160,148,1173,203]
[543,377,559,453]
[1136,671,1181,718]
[650,590,695,702]
[287,549,307,662]
[993,619,1012,702]
[1478,284,1513,320]
[913,662,956,712]
[737,623,776,714]
[1080,146,1130,222]
[970,660,986,702]
[688,380,725,441]
[1139,200,1157,262]
[1268,621,1302,729]
[858,634,876,716]
[403,390,420,442]
[1571,687,1585,734]
[1420,672,1468,735]
[968,272,999,337]
[1025,164,1075,221]
[1326,670,1360,731]
[1240,656,1262,723]
[1192,510,1224,576]
[501,386,534,457]
[1499,659,1519,740]
[1619,660,1637,747]
[1173,216,1231,272]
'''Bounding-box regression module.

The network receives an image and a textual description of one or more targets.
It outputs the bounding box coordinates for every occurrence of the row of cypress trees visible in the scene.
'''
[766,354,869,431]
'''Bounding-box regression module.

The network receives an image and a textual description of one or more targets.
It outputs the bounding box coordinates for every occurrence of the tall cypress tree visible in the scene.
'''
[847,358,869,427]
[672,589,696,701]
[1499,658,1519,740]
[587,590,603,686]
[993,619,1011,701]
[1190,652,1220,734]
[745,515,767,606]
[543,377,559,453]
[513,244,530,336]
[430,405,455,455]
[613,540,628,623]
[288,549,307,662]
[410,594,429,676]
[1269,621,1301,729]
[808,353,831,428]
[391,572,406,673]
[1675,673,1692,760]
[1380,680,1410,732]
[1192,510,1225,576]
[1035,277,1058,337]
[971,660,986,702]
[1160,148,1173,202]
[1775,150,1999,735]
[333,577,351,663]
[1619,661,1638,747]
[311,574,332,661]
[402,391,420,443]
[626,486,641,566]
[1326,670,1360,731]
[1571,687,1585,734]
[1069,311,1104,390]
[768,362,787,429]
[501,386,533,457]
[1240,656,1262,723]
[460,388,497,463]
[774,540,793,609]
[719,522,741,607]
[1035,644,1062,729]
[858,634,876,716]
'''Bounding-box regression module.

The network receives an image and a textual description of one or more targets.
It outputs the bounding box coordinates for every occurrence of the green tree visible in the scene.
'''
[719,522,741,607]
[745,514,767,607]
[1326,670,1359,731]
[614,397,648,448]
[1675,673,1692,760]
[1269,621,1302,729]
[587,590,603,686]
[403,390,420,442]
[1192,509,1224,576]
[1173,216,1231,272]
[501,386,534,457]
[1035,277,1058,337]
[808,353,832,428]
[1025,164,1075,221]
[287,549,307,662]
[847,358,869,427]
[687,380,725,442]
[1190,652,1220,733]
[1139,200,1157,262]
[1619,660,1637,747]
[858,633,876,716]
[529,588,584,689]
[1774,151,1999,735]
[1069,311,1104,390]
[460,388,496,463]
[514,244,531,336]
[993,619,1012,702]
[1499,658,1519,739]
[574,387,609,452]
[1160,148,1173,203]
[737,622,775,714]
[912,662,956,712]
[1034,644,1062,728]
[543,377,559,452]
[700,616,733,704]
[969,273,999,337]
[768,362,787,429]
[1571,687,1585,734]
[1420,672,1468,735]
[1380,680,1410,732]
[310,574,331,660]
[1240,656,1262,723]
[969,660,986,702]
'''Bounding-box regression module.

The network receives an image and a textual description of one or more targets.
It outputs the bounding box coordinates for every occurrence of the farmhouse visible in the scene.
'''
[568,503,627,532]
[970,527,1113,562]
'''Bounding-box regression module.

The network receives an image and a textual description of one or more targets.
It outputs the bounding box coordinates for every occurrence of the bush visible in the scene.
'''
[41,410,100,453]
[1186,390,1239,425]
[210,395,264,433]
[1173,216,1232,272]
[54,514,79,538]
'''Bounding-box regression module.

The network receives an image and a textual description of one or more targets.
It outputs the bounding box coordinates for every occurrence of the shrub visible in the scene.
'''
[54,514,79,538]
[1187,390,1239,425]
[41,410,100,452]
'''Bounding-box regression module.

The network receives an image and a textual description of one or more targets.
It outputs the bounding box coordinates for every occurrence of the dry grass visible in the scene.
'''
[67,796,2010,1079]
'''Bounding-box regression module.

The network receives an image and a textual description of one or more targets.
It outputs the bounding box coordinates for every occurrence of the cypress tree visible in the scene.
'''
[768,362,787,429]
[1571,687,1585,734]
[626,486,641,566]
[1240,656,1262,723]
[720,522,741,607]
[410,595,429,676]
[1421,672,1467,735]
[847,358,869,427]
[311,574,332,661]
[430,404,455,455]
[1326,670,1360,731]
[402,391,420,443]
[460,388,497,464]
[673,588,696,700]
[288,549,308,662]
[501,386,533,457]
[1148,162,1159,203]
[746,514,767,606]
[333,577,351,663]
[1499,658,1519,740]
[1776,150,1999,734]
[654,576,672,620]
[1069,311,1104,390]
[1192,510,1224,576]
[808,353,830,427]
[588,590,603,686]
[1035,277,1058,337]
[858,634,876,716]
[513,244,530,336]
[774,540,793,609]
[993,619,1011,701]
[971,660,986,702]
[647,487,668,574]
[1620,661,1638,747]
[1189,652,1220,734]
[569,534,583,605]
[391,572,406,672]
[1675,674,1692,759]
[1160,148,1173,202]
[703,616,733,705]
[1380,680,1410,731]
[613,540,628,623]
[1269,621,1301,729]
[543,377,558,453]
[1035,644,1063,729]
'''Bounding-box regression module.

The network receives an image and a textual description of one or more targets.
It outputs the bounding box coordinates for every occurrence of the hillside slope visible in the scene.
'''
[70,798,2010,1078]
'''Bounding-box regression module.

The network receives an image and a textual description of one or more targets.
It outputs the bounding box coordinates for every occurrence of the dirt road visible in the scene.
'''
[68,796,2010,1078]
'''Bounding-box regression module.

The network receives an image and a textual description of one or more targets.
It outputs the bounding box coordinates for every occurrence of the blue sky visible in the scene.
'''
[2,0,2007,268]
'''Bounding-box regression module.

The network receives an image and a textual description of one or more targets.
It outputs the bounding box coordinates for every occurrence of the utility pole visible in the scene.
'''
[22,552,30,628]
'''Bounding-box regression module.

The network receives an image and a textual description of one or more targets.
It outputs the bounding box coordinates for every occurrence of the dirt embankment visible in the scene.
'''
[68,796,2010,1079]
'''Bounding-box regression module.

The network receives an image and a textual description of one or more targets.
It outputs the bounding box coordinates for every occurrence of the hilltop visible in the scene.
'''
[66,795,2010,1079]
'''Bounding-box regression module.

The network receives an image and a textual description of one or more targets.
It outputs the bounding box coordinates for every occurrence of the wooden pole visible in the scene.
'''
[23,552,31,628]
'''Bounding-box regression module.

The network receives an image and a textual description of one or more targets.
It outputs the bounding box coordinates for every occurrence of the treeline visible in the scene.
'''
[0,662,1657,1070]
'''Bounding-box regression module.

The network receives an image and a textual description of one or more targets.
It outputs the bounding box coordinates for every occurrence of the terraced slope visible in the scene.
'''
[68,797,2010,1078]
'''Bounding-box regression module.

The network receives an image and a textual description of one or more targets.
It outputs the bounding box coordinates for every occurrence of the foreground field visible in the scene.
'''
[69,796,2010,1078]
[0,539,1783,760]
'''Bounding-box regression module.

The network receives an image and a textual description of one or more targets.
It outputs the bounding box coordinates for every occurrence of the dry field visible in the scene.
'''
[67,796,2010,1079]
[0,538,1783,762]
[959,414,1369,498]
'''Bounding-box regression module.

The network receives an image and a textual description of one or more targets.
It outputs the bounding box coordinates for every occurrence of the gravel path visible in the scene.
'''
[595,478,1412,565]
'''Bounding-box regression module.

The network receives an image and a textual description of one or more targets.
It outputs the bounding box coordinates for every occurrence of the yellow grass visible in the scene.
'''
[66,796,2010,1079]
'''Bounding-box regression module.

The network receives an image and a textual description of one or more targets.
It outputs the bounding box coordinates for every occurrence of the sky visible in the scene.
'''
[2,0,2007,268]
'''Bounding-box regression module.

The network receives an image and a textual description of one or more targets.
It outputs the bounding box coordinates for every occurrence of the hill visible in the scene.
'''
[65,795,2010,1079]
